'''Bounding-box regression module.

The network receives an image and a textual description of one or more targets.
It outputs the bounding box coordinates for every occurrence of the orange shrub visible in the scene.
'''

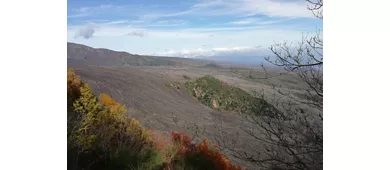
[100,93,121,107]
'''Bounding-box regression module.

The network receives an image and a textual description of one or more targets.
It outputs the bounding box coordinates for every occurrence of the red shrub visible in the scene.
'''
[171,131,194,153]
[149,130,172,151]
[170,131,241,170]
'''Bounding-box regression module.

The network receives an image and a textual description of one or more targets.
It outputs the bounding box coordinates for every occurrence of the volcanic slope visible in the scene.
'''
[67,42,310,169]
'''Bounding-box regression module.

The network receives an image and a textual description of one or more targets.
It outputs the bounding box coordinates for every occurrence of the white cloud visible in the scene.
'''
[73,19,189,29]
[138,0,314,19]
[139,11,191,20]
[151,20,188,27]
[229,18,262,25]
[104,20,129,25]
[189,0,313,18]
[156,47,217,57]
[125,30,148,37]
[151,45,279,65]
[69,0,314,21]
[227,17,290,25]
[68,4,130,18]
[153,45,269,58]
[74,23,99,39]
[67,21,310,56]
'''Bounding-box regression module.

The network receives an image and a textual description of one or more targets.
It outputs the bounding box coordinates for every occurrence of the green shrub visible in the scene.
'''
[183,75,191,80]
[184,75,279,116]
[165,81,181,90]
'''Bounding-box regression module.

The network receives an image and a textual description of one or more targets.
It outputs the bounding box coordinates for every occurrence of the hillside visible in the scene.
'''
[67,69,242,170]
[67,42,214,67]
[67,43,317,169]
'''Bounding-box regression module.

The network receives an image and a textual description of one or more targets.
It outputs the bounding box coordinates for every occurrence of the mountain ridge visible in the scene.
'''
[67,42,218,67]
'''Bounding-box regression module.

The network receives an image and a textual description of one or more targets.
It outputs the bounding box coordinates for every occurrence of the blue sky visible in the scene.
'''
[67,0,322,61]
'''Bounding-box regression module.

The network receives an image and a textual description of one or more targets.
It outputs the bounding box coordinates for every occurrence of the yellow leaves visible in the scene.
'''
[129,118,140,127]
[67,68,79,87]
[140,128,152,143]
[123,118,151,143]
[74,85,101,118]
[68,70,152,153]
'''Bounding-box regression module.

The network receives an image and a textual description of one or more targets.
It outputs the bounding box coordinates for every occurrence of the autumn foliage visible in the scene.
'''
[67,69,156,170]
[168,131,241,170]
[67,68,240,170]
[67,68,84,105]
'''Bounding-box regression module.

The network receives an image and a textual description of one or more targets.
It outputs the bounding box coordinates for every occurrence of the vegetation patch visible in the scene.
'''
[184,75,278,116]
[165,81,181,90]
[68,68,159,170]
[201,63,222,69]
[182,75,191,80]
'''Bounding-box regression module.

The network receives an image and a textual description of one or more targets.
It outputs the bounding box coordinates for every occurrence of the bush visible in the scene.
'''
[184,75,278,117]
[165,82,181,90]
[167,131,241,170]
[67,69,160,170]
[183,75,191,80]
[67,68,84,107]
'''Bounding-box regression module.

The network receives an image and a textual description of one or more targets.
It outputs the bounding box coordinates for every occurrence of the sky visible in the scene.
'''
[67,0,322,63]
